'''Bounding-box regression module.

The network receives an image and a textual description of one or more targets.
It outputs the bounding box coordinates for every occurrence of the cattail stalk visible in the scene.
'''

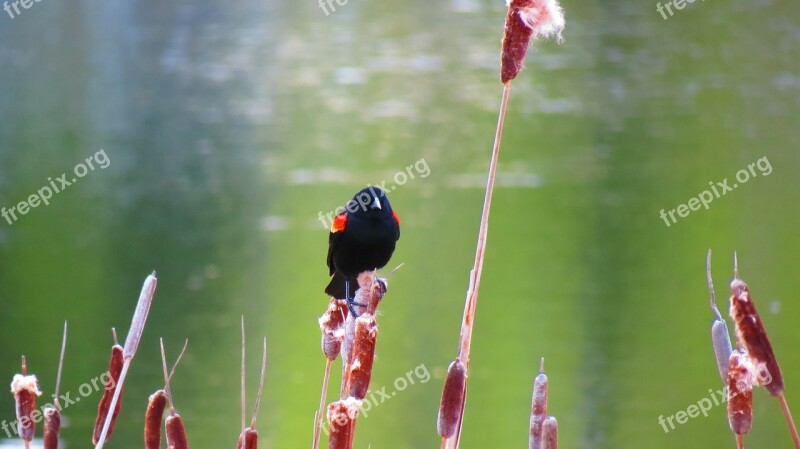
[11,356,42,449]
[95,272,158,449]
[237,320,267,449]
[161,338,190,449]
[439,3,563,447]
[44,321,68,449]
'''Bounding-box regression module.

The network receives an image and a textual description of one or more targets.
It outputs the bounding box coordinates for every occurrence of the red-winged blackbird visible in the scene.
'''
[325,187,400,311]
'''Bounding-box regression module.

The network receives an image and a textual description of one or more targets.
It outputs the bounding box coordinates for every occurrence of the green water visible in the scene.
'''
[1,1,799,448]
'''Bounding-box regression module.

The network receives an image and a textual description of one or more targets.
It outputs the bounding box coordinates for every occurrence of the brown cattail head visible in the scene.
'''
[352,271,386,317]
[320,298,348,360]
[501,0,565,84]
[145,390,168,449]
[327,398,360,449]
[529,359,549,449]
[93,344,125,445]
[348,314,379,400]
[11,371,42,443]
[542,416,558,449]
[43,406,61,449]
[729,278,784,396]
[437,359,468,438]
[727,350,754,435]
[165,413,189,449]
[236,427,258,449]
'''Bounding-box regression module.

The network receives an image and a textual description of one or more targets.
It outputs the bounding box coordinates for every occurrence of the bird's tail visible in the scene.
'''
[324,271,357,299]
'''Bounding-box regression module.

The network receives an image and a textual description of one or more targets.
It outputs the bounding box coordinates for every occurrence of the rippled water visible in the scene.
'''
[0,0,798,448]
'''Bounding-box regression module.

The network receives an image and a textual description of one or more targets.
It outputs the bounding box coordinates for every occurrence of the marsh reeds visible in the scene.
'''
[437,1,564,447]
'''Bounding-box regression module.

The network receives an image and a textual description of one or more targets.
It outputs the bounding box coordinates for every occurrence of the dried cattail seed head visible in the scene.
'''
[327,399,360,449]
[10,372,42,443]
[348,315,379,400]
[437,360,468,438]
[43,406,61,449]
[727,350,753,436]
[729,277,784,396]
[320,298,348,360]
[501,0,565,84]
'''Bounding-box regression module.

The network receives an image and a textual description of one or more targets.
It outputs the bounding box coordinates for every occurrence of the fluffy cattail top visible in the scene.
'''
[501,0,565,83]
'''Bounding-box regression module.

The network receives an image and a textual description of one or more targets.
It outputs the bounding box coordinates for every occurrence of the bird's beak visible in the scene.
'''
[371,196,382,210]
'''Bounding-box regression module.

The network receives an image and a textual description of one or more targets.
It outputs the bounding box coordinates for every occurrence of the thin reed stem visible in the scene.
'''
[778,394,800,449]
[54,321,67,405]
[447,82,510,449]
[312,359,333,449]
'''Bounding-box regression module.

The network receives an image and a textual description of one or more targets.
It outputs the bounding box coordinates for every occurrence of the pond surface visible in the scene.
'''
[0,0,798,448]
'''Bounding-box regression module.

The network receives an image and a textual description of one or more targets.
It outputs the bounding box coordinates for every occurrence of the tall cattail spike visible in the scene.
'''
[707,250,722,320]
[111,328,119,346]
[733,252,739,280]
[539,357,545,373]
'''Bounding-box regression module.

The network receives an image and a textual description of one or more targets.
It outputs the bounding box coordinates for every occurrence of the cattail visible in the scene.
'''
[529,358,548,449]
[501,0,565,84]
[437,360,467,439]
[728,255,800,449]
[96,272,158,449]
[727,350,753,438]
[145,390,168,449]
[166,414,189,449]
[44,321,68,449]
[10,356,42,447]
[93,343,125,444]
[707,250,733,381]
[542,417,558,449]
[145,339,188,449]
[728,270,783,396]
[327,398,360,449]
[320,298,348,360]
[160,338,189,449]
[236,322,267,449]
[348,315,378,400]
[43,407,61,449]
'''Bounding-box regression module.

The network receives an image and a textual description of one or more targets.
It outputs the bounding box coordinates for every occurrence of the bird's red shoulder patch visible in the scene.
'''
[331,213,347,233]
[392,210,400,225]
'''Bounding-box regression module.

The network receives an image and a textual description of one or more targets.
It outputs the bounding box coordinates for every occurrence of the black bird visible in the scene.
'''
[325,187,400,312]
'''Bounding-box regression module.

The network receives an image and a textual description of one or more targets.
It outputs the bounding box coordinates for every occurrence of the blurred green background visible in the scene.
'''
[1,0,799,448]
